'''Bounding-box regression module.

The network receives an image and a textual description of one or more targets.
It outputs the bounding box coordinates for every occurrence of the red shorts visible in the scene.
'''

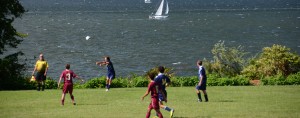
[148,97,160,110]
[63,83,73,94]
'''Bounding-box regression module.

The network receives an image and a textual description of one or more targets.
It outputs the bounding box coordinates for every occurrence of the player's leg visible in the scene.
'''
[69,85,76,105]
[61,93,66,105]
[154,109,163,118]
[105,77,109,91]
[202,90,208,102]
[41,74,46,91]
[35,73,41,91]
[196,86,202,102]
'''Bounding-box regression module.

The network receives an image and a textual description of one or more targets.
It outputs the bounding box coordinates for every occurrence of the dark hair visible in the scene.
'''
[148,72,155,80]
[105,56,110,61]
[158,66,165,73]
[197,60,202,65]
[66,64,70,69]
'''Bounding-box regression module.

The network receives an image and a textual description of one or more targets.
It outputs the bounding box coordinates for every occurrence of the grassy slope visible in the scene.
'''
[0,86,299,118]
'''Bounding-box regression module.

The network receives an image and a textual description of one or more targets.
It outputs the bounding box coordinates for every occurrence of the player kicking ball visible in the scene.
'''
[58,64,84,106]
[96,56,115,92]
[141,72,166,118]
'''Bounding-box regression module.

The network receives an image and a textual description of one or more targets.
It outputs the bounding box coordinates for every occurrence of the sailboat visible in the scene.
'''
[145,0,151,3]
[149,0,169,20]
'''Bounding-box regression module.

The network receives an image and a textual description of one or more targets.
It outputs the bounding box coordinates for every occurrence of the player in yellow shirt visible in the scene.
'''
[32,53,49,91]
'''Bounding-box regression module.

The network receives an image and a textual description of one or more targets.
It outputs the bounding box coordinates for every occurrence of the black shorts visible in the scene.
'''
[35,72,46,81]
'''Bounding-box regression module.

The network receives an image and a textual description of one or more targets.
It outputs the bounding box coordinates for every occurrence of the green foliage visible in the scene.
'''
[207,41,248,77]
[0,52,27,90]
[0,0,27,90]
[242,44,300,79]
[44,78,58,89]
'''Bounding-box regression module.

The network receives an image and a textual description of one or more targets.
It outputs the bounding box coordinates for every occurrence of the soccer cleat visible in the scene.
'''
[106,89,109,92]
[73,103,76,105]
[198,99,202,102]
[170,109,175,118]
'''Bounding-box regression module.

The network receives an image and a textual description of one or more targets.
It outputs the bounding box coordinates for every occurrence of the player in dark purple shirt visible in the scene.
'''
[154,66,175,118]
[142,72,165,118]
[196,60,208,102]
[96,56,115,92]
[58,64,83,106]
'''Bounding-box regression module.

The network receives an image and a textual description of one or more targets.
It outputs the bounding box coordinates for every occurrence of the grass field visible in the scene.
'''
[0,86,300,118]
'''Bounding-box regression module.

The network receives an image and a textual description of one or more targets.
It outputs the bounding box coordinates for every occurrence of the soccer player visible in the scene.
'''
[96,56,115,91]
[154,66,175,118]
[196,60,209,102]
[141,72,165,118]
[58,64,83,106]
[32,53,48,91]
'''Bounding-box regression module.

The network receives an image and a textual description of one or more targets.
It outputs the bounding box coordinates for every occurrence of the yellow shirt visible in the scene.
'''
[35,60,49,73]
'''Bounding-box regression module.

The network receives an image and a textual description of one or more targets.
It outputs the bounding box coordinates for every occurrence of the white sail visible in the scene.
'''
[155,0,164,16]
[165,1,169,15]
[149,0,169,20]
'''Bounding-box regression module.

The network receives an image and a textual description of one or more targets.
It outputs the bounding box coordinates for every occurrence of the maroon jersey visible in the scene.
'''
[147,81,159,98]
[60,69,77,84]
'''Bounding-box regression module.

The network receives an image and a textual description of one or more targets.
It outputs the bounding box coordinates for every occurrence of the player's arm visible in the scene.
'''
[75,75,84,82]
[141,83,151,101]
[96,61,109,66]
[58,77,62,88]
[32,62,37,76]
[198,75,203,86]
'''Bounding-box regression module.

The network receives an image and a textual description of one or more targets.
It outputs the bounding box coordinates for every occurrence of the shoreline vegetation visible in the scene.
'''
[1,43,300,90]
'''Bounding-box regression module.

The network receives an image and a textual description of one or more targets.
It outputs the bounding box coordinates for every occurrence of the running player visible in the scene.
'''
[154,66,175,118]
[96,56,115,91]
[141,72,165,118]
[58,64,83,106]
[196,60,209,102]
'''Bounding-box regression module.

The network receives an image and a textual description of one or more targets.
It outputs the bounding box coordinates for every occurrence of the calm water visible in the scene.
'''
[10,0,300,79]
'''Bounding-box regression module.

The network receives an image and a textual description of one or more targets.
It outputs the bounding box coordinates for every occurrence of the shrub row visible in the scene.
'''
[14,72,300,90]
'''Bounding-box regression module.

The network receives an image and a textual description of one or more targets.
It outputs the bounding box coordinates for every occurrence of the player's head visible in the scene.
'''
[104,56,110,61]
[66,64,70,69]
[158,66,165,73]
[147,72,155,80]
[197,60,203,66]
[39,53,44,61]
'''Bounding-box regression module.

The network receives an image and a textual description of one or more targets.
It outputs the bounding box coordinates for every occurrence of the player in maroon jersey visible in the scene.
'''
[141,72,166,118]
[58,64,83,106]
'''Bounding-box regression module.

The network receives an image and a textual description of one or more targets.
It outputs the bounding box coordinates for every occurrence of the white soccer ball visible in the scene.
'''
[85,36,90,40]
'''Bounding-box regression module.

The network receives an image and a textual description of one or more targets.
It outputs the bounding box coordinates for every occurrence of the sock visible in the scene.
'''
[71,95,75,101]
[108,84,110,89]
[164,106,172,112]
[42,84,45,91]
[197,93,202,101]
[37,83,41,91]
[106,84,108,89]
[204,94,209,102]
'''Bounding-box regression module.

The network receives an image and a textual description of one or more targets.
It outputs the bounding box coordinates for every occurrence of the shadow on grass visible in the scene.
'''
[216,100,234,102]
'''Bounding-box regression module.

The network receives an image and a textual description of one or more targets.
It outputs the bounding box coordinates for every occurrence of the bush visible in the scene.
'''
[243,44,300,79]
[286,72,300,85]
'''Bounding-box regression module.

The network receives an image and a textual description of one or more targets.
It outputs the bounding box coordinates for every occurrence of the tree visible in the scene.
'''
[207,41,248,77]
[242,44,300,79]
[0,0,26,90]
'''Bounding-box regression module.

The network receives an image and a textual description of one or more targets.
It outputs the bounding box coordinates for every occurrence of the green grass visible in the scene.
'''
[0,86,300,118]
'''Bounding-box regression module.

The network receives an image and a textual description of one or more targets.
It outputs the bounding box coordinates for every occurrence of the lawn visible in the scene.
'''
[0,86,299,118]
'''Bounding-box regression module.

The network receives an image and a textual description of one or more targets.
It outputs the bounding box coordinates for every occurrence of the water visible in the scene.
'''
[9,0,300,79]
